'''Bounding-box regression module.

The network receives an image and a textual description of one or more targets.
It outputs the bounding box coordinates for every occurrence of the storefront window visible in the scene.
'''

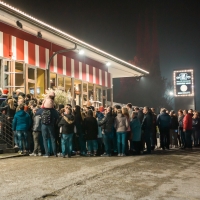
[50,73,56,89]
[96,86,102,102]
[65,77,72,104]
[3,61,24,94]
[15,62,23,72]
[37,68,45,95]
[58,76,64,90]
[15,74,24,86]
[74,79,82,106]
[28,68,35,80]
[88,83,94,101]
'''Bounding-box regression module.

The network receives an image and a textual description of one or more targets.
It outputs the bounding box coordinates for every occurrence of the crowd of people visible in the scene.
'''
[0,89,199,158]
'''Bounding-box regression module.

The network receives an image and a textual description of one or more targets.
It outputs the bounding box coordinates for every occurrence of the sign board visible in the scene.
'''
[173,69,194,96]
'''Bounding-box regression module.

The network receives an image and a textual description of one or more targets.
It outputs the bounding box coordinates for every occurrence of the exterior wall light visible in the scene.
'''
[37,31,42,38]
[106,62,111,66]
[16,20,23,29]
[79,49,84,55]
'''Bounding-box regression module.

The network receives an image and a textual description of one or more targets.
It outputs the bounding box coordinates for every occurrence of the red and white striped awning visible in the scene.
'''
[0,31,112,88]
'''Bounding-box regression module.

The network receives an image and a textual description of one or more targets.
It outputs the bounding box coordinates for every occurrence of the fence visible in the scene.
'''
[0,115,14,148]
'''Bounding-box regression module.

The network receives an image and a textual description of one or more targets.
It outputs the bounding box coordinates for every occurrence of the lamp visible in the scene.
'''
[79,49,84,55]
[16,21,22,29]
[106,62,111,66]
[37,32,42,38]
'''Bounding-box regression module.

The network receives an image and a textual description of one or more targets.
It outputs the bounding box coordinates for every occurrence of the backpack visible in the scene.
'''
[41,109,51,125]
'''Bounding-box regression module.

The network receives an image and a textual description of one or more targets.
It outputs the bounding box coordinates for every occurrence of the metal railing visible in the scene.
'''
[0,115,14,148]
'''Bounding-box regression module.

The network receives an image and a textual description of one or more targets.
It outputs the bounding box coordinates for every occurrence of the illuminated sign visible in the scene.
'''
[173,69,194,96]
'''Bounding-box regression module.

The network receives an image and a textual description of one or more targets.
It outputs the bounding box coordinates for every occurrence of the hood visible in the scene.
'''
[64,114,74,124]
[16,110,27,117]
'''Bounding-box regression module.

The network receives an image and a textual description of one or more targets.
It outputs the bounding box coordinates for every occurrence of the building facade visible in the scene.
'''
[0,2,148,107]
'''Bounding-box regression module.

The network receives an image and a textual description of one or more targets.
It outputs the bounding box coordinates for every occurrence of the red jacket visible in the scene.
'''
[183,114,193,130]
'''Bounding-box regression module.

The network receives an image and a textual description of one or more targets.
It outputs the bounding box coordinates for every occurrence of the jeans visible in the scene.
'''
[87,140,98,153]
[170,129,178,146]
[16,131,28,151]
[41,124,56,156]
[179,127,185,147]
[192,129,200,146]
[160,128,170,149]
[14,131,18,146]
[116,132,127,154]
[61,133,73,156]
[185,130,192,148]
[33,131,41,154]
[103,131,113,155]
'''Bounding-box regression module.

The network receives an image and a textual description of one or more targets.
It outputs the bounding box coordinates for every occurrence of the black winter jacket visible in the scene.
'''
[142,112,153,132]
[98,111,115,133]
[84,117,98,140]
[58,114,75,134]
[170,115,179,129]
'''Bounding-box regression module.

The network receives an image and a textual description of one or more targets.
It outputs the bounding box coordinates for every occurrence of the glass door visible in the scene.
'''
[26,65,37,96]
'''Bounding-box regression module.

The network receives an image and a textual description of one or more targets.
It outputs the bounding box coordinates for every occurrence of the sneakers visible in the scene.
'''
[14,145,19,148]
[29,153,37,156]
[38,153,42,156]
[121,154,126,157]
[117,154,121,157]
[18,150,23,155]
[43,155,49,158]
[101,153,111,157]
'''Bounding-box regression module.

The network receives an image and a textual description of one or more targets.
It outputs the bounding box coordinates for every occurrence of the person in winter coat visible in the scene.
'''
[141,106,153,154]
[99,106,115,156]
[192,111,200,147]
[183,109,193,149]
[36,106,59,157]
[157,108,171,150]
[130,111,141,155]
[12,104,31,154]
[169,110,179,148]
[29,107,42,156]
[114,109,128,156]
[95,108,105,156]
[84,110,98,156]
[58,107,75,158]
[122,107,131,155]
[74,105,86,156]
[178,109,185,148]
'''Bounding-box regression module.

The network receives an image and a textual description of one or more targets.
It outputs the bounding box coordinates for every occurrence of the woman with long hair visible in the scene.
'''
[114,109,128,156]
[84,110,98,156]
[122,107,131,154]
[74,105,86,155]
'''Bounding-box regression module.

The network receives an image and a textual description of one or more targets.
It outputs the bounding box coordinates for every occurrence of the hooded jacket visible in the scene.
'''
[12,110,31,131]
[58,114,75,134]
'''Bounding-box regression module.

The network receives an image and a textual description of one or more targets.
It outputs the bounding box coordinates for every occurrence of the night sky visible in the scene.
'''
[3,0,200,109]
